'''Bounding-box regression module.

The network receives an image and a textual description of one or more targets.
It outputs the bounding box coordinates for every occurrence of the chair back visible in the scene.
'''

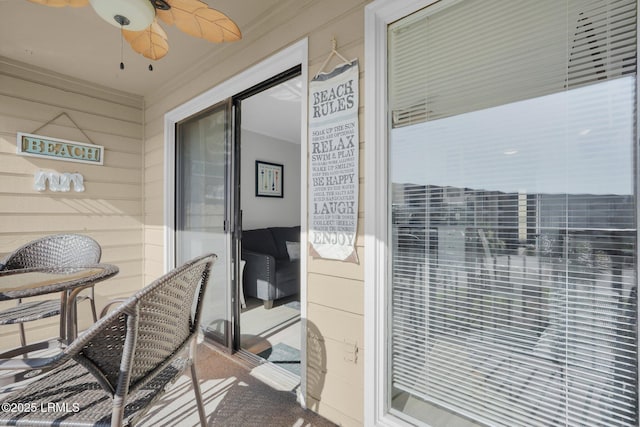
[2,233,101,269]
[67,254,216,397]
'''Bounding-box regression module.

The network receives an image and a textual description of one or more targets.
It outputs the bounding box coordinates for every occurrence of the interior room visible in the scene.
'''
[238,76,302,378]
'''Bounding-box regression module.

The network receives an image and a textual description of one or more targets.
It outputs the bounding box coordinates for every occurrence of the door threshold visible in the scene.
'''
[235,349,301,393]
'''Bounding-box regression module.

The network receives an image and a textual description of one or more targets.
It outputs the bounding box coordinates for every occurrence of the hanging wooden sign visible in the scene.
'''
[17,132,104,165]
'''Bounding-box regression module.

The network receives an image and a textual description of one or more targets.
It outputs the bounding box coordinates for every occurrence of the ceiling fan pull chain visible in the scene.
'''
[148,25,153,71]
[120,24,125,70]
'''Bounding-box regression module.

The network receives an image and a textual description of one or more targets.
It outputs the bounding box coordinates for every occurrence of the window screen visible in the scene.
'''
[388,1,638,426]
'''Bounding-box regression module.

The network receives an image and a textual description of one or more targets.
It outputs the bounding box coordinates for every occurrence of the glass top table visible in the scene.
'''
[0,264,119,385]
[0,265,117,298]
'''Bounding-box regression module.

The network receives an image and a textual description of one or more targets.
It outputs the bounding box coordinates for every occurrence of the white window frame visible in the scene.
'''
[365,1,640,426]
[365,1,439,425]
[164,39,308,271]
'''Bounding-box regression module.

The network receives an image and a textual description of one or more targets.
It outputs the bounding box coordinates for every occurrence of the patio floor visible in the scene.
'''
[0,339,336,427]
[138,340,336,427]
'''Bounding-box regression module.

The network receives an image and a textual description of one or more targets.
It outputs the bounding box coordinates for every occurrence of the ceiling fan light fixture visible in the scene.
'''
[89,0,155,31]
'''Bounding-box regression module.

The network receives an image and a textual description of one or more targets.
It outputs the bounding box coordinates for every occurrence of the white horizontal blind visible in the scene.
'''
[389,0,637,128]
[388,1,637,426]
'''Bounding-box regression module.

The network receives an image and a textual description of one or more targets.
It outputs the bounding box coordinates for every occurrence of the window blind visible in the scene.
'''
[389,0,637,128]
[388,1,638,426]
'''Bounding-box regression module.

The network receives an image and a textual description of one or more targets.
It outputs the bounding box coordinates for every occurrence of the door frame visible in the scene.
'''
[231,64,302,350]
[163,37,309,400]
[364,1,438,426]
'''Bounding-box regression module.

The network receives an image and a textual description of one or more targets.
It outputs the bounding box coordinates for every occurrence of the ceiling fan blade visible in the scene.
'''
[157,0,241,43]
[122,20,169,61]
[26,0,88,7]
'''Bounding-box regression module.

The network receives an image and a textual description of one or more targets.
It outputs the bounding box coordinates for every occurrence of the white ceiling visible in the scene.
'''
[0,0,301,143]
[241,77,302,144]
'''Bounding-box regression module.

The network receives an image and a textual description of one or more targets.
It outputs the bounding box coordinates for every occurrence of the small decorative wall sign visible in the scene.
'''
[17,132,104,165]
[34,171,85,192]
[255,160,283,198]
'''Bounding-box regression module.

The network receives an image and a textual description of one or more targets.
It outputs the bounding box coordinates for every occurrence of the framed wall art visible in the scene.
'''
[255,160,283,198]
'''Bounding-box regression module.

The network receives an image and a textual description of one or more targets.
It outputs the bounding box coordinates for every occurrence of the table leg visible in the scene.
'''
[65,285,92,343]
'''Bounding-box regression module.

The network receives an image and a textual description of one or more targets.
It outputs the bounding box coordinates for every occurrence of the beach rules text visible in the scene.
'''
[309,59,359,262]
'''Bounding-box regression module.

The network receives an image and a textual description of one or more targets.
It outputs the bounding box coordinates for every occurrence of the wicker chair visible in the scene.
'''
[0,253,216,427]
[0,234,102,346]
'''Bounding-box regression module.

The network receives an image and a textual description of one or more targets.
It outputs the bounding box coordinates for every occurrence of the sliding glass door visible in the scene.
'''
[175,100,234,349]
[386,1,638,426]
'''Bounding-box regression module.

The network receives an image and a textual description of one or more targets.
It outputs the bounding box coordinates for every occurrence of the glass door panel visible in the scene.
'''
[176,100,233,349]
[387,1,637,426]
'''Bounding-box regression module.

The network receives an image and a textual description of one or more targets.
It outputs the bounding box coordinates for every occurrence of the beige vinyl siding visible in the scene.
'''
[143,131,165,281]
[0,58,144,348]
[143,1,369,424]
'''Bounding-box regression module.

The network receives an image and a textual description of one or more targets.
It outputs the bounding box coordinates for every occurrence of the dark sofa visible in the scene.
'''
[241,226,300,309]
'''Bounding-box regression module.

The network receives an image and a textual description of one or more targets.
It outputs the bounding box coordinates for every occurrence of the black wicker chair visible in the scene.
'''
[0,234,102,346]
[0,253,216,427]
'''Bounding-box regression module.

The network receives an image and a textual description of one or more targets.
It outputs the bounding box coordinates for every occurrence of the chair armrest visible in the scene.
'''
[100,298,128,318]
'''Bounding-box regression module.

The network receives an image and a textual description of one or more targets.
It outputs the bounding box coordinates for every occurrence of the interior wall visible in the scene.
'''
[143,1,368,425]
[0,58,145,348]
[241,130,301,230]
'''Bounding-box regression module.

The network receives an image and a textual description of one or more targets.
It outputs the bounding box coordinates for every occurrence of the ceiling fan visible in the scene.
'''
[26,0,242,62]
